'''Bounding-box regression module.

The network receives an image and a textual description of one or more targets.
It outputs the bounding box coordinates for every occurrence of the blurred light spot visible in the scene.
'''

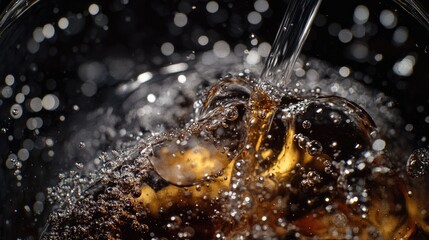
[18,149,29,161]
[354,5,369,24]
[161,42,174,56]
[26,117,43,130]
[250,38,258,46]
[351,24,366,38]
[372,139,386,151]
[295,68,306,77]
[254,0,269,13]
[2,86,12,98]
[213,40,230,58]
[374,53,383,62]
[393,26,408,45]
[206,1,219,13]
[78,61,106,82]
[174,13,188,27]
[350,42,368,60]
[137,72,153,83]
[380,10,397,29]
[5,74,15,86]
[178,74,187,83]
[257,42,271,58]
[23,139,34,150]
[42,94,60,110]
[33,27,44,43]
[339,66,351,77]
[22,85,30,95]
[46,138,54,147]
[198,35,209,46]
[27,39,40,53]
[42,24,55,39]
[10,104,22,119]
[88,3,100,15]
[161,63,188,74]
[81,82,97,97]
[248,11,262,25]
[58,17,69,29]
[393,55,416,77]
[306,69,320,81]
[246,50,261,65]
[234,43,247,57]
[94,14,108,27]
[405,124,414,132]
[30,98,43,112]
[338,29,353,43]
[33,201,44,215]
[147,93,156,103]
[15,93,25,103]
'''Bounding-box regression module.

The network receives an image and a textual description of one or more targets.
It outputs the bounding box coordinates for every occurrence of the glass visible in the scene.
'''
[1,0,429,239]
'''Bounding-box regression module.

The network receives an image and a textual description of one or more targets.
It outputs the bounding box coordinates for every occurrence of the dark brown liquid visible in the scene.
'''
[43,75,428,239]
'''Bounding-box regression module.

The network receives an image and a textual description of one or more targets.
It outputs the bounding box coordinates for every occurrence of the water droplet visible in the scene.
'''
[75,162,84,169]
[306,140,323,156]
[407,148,429,178]
[302,120,311,129]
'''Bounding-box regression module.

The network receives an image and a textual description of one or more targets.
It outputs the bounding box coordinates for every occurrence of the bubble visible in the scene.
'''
[302,120,311,129]
[10,104,23,119]
[407,148,429,178]
[75,162,84,169]
[306,140,323,156]
[1,128,6,134]
[79,141,86,148]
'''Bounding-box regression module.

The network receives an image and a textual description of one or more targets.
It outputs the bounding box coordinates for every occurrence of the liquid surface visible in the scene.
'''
[42,72,429,239]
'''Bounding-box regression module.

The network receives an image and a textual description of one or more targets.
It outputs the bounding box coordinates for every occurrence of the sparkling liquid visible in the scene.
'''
[43,72,429,239]
[41,1,429,239]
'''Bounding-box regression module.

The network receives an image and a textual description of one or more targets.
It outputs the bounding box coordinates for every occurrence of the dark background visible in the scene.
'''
[1,0,429,239]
